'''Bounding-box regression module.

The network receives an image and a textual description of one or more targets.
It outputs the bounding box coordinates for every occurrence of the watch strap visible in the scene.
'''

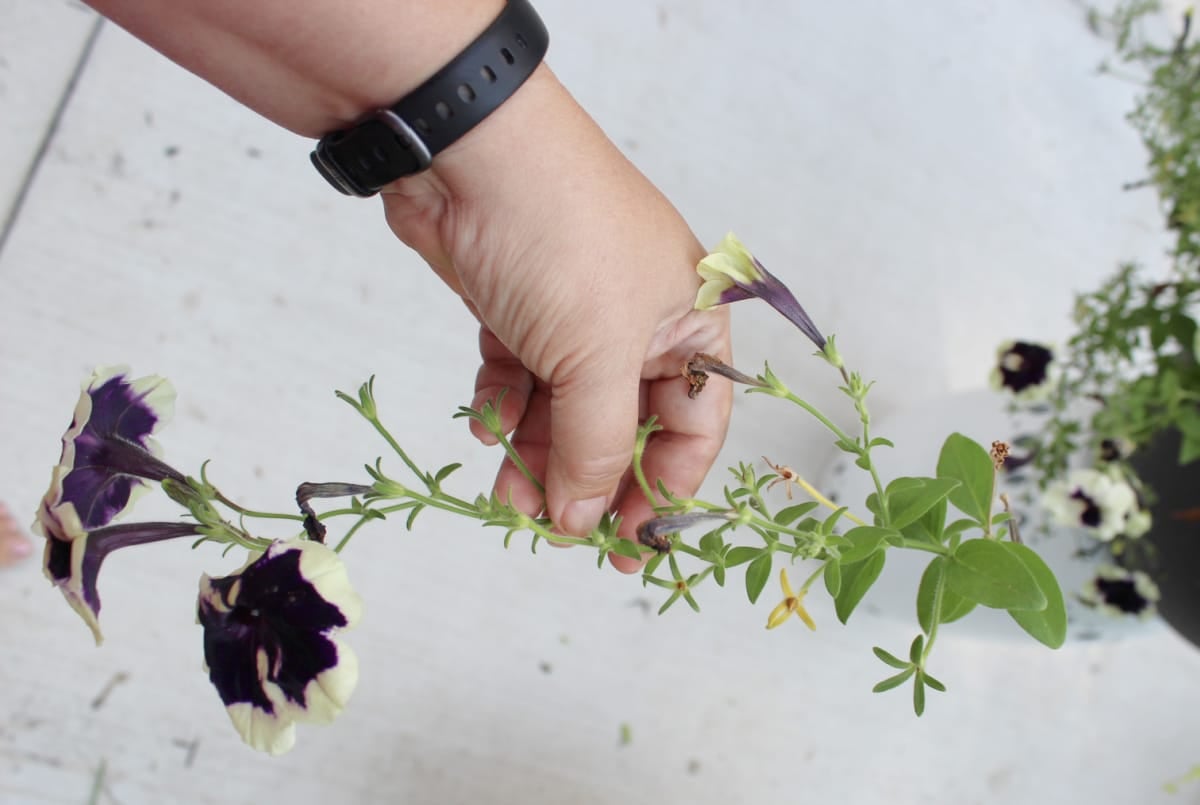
[311,0,548,197]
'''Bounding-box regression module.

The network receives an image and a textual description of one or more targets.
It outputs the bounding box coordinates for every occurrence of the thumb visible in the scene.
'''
[545,359,642,537]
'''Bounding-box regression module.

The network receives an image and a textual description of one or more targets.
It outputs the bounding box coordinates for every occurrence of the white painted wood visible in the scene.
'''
[2,2,1198,804]
[0,1,98,232]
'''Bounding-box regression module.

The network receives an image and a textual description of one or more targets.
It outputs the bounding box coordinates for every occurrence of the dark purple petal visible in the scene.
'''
[749,267,828,350]
[197,540,361,754]
[37,503,198,644]
[995,342,1054,394]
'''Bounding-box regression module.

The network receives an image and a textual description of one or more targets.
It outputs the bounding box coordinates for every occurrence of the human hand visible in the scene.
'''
[380,66,733,570]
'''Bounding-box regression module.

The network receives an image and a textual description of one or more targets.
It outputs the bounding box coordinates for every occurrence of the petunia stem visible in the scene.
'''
[213,491,305,522]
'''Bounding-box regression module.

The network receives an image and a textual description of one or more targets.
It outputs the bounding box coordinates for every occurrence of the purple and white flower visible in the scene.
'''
[1042,467,1150,542]
[1080,564,1160,618]
[991,340,1055,400]
[198,539,362,755]
[35,367,193,643]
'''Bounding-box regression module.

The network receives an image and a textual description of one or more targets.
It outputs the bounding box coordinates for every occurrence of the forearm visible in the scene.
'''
[85,0,504,137]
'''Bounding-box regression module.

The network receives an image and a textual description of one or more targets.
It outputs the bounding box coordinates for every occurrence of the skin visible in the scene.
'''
[0,502,33,567]
[84,0,733,570]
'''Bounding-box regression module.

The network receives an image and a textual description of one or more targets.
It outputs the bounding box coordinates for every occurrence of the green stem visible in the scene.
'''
[922,566,945,664]
[367,416,427,486]
[213,491,305,522]
[494,429,544,498]
[861,422,891,524]
[782,391,856,445]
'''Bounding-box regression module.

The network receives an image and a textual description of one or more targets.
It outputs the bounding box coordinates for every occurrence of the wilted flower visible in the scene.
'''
[695,233,828,350]
[198,539,363,755]
[1079,565,1159,618]
[1042,467,1148,541]
[991,341,1055,399]
[766,568,816,630]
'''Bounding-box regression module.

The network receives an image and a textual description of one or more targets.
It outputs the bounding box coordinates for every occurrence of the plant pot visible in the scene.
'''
[817,389,1162,641]
[1127,429,1200,648]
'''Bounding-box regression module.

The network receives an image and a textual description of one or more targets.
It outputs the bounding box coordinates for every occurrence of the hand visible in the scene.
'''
[381,66,733,570]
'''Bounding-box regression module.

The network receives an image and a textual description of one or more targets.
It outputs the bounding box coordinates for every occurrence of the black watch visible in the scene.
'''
[311,0,549,197]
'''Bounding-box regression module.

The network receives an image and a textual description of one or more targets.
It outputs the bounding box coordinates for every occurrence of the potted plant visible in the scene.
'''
[991,1,1200,645]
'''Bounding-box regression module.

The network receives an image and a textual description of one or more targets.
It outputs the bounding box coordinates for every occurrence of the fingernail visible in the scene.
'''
[561,496,608,537]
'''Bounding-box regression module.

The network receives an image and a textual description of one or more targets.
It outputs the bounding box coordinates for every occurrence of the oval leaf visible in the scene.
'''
[936,433,994,524]
[838,526,900,564]
[1003,542,1068,649]
[945,538,1046,611]
[745,553,773,604]
[885,476,961,530]
[824,559,842,598]
[916,558,945,635]
[835,550,885,624]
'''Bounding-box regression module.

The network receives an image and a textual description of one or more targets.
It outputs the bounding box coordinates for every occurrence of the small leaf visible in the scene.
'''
[434,462,463,483]
[775,501,820,526]
[872,666,915,693]
[698,530,724,555]
[745,554,773,604]
[838,526,899,564]
[913,672,927,716]
[713,565,726,587]
[936,433,995,524]
[726,546,760,568]
[872,646,909,670]
[945,539,1046,611]
[923,672,947,692]
[835,550,885,624]
[824,560,842,597]
[1003,542,1068,649]
[405,504,424,530]
[610,539,644,561]
[868,437,895,449]
[944,518,978,540]
[909,634,925,665]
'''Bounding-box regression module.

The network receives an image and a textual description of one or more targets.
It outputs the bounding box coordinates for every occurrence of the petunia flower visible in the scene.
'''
[34,366,193,643]
[1079,565,1160,618]
[198,539,363,755]
[695,232,828,351]
[1042,467,1146,542]
[766,568,816,630]
[37,503,198,644]
[40,366,182,533]
[991,341,1055,400]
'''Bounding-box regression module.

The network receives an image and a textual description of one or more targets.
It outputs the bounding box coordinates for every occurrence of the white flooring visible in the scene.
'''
[2,1,1199,803]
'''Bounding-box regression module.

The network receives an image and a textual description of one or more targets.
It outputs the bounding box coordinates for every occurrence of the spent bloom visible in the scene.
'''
[1079,565,1160,618]
[766,568,816,630]
[695,232,829,351]
[198,538,363,755]
[1042,467,1149,542]
[34,367,195,643]
[991,340,1055,400]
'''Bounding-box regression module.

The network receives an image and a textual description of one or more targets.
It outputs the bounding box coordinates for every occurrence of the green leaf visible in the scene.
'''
[642,552,667,579]
[745,554,773,604]
[405,504,424,530]
[698,530,724,555]
[945,539,1046,611]
[726,546,760,568]
[872,666,915,693]
[908,634,925,664]
[433,462,463,483]
[713,565,726,587]
[838,526,900,564]
[913,672,927,716]
[939,585,976,624]
[834,550,885,624]
[872,646,909,670]
[916,558,945,635]
[823,560,842,597]
[901,494,947,543]
[884,477,960,530]
[944,518,978,540]
[922,672,947,693]
[610,539,643,561]
[936,433,995,524]
[775,501,819,526]
[868,437,895,449]
[1003,542,1068,649]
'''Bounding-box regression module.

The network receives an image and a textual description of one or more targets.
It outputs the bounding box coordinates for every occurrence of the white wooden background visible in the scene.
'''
[2,1,1199,803]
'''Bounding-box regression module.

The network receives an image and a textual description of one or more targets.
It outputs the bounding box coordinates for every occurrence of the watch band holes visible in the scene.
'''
[414,118,432,134]
[435,101,453,120]
[500,47,514,65]
[457,83,476,103]
[515,33,527,48]
[371,146,386,162]
[480,65,497,83]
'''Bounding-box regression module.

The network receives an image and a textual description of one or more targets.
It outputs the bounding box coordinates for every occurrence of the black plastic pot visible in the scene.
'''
[1130,429,1200,649]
